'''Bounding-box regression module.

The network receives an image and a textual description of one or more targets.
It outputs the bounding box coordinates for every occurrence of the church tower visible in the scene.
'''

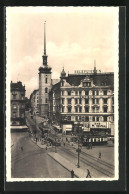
[39,22,52,117]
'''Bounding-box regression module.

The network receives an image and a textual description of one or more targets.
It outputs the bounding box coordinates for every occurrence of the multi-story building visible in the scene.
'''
[30,89,39,114]
[49,67,114,135]
[10,81,26,127]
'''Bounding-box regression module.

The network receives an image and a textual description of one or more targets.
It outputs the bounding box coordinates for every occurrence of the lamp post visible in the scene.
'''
[76,123,82,168]
[55,129,57,153]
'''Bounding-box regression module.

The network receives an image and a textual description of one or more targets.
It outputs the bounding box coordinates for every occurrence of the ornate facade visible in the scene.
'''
[49,68,114,135]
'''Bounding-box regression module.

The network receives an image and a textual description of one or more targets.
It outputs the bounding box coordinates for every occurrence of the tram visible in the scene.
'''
[82,135,108,146]
[47,136,61,146]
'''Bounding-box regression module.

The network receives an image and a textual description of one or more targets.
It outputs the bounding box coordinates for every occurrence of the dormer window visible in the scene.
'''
[83,82,91,87]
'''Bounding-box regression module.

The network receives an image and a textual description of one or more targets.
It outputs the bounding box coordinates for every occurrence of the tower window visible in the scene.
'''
[45,78,48,83]
[45,98,48,103]
[45,87,48,93]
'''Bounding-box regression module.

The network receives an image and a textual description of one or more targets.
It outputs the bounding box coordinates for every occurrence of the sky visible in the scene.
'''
[6,7,119,98]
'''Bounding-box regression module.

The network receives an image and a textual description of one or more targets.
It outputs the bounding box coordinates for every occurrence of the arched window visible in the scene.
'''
[45,87,48,93]
[45,78,48,84]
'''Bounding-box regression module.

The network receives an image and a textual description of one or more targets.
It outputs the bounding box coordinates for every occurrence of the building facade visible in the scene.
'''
[11,81,26,126]
[49,67,114,135]
[30,89,39,114]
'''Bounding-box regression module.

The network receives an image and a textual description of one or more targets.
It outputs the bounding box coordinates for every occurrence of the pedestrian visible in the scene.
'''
[46,146,47,150]
[91,143,92,149]
[99,152,101,159]
[21,146,23,151]
[64,143,65,147]
[71,170,74,178]
[86,169,91,178]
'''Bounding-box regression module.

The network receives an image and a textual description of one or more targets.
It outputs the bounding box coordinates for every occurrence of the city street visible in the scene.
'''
[11,132,71,178]
[11,112,114,178]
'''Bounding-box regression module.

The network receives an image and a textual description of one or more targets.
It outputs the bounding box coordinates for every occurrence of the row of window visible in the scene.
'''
[62,115,111,122]
[12,112,24,118]
[61,106,109,113]
[12,104,25,109]
[62,98,109,104]
[61,90,109,96]
[12,94,24,100]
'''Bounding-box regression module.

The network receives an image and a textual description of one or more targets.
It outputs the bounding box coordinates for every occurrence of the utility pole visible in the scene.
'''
[76,123,81,168]
[77,138,80,168]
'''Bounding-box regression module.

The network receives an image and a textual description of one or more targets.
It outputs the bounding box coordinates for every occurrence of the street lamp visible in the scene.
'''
[76,123,82,168]
[55,128,57,153]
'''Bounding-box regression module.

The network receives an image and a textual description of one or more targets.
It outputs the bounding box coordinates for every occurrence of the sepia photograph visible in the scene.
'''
[6,6,119,182]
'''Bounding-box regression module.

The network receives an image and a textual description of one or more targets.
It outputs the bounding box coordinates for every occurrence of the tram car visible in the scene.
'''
[82,135,108,146]
[47,136,61,146]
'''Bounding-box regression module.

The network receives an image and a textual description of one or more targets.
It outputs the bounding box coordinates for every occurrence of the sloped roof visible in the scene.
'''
[65,73,114,87]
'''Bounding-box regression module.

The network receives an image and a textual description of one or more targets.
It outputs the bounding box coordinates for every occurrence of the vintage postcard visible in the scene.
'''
[6,6,119,182]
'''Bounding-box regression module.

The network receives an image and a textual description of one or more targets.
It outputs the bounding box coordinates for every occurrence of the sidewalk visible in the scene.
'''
[48,152,91,178]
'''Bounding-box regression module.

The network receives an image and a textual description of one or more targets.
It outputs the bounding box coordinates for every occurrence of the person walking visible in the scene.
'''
[71,170,74,178]
[86,169,91,178]
[99,152,101,159]
[21,146,23,151]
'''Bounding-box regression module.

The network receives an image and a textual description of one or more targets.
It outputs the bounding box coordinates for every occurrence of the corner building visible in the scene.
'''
[10,81,26,126]
[49,68,114,135]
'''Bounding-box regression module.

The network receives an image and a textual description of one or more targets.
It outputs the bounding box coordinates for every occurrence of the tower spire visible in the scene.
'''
[42,21,48,66]
[44,21,46,55]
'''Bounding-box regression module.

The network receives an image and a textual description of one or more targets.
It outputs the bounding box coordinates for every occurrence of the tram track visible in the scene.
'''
[81,150,114,169]
[59,146,114,178]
